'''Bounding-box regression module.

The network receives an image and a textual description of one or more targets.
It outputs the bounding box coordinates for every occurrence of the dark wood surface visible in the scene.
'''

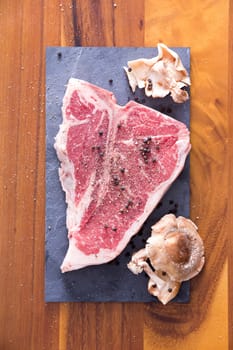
[0,1,230,349]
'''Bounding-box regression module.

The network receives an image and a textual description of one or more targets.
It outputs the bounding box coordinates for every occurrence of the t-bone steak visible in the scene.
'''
[54,78,190,273]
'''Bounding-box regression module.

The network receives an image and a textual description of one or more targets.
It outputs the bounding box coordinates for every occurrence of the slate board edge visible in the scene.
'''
[45,46,190,303]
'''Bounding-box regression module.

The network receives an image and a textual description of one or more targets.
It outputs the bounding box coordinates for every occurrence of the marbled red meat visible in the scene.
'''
[54,78,190,272]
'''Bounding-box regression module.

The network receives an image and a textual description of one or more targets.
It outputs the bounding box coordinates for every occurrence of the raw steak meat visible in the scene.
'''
[54,78,190,273]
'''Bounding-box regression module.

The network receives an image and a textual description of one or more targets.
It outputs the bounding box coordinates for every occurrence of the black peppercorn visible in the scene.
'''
[57,52,62,60]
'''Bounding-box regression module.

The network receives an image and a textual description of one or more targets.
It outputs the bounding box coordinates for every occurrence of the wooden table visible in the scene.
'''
[0,1,231,349]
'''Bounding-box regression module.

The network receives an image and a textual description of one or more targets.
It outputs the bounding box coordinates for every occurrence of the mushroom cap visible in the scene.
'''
[146,214,205,282]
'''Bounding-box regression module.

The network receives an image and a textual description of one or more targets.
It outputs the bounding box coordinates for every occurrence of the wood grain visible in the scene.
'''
[59,3,145,350]
[144,0,229,347]
[0,0,230,349]
[228,1,233,349]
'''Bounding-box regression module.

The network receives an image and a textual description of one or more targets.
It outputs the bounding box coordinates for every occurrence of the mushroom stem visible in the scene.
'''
[127,250,180,304]
[127,248,147,274]
[146,270,180,305]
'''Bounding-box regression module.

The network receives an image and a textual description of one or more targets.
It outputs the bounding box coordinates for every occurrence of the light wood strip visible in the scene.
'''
[228,1,233,349]
[59,303,69,350]
[0,3,23,348]
[144,0,228,346]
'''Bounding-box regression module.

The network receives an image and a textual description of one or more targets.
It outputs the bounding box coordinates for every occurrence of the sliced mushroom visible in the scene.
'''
[127,214,205,304]
[124,43,190,103]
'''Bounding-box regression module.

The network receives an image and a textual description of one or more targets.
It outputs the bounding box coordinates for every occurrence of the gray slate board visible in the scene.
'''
[46,47,190,302]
